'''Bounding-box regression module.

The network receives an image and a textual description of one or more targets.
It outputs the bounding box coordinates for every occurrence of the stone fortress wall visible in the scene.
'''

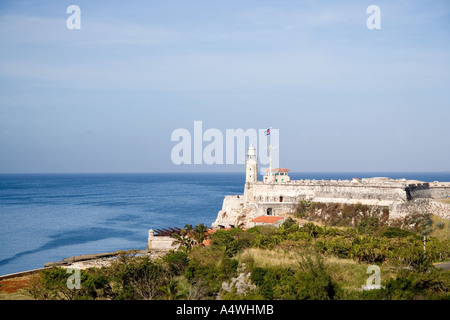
[429,182,450,199]
[212,146,450,229]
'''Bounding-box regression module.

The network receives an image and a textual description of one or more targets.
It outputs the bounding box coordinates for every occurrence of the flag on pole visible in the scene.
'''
[265,128,271,135]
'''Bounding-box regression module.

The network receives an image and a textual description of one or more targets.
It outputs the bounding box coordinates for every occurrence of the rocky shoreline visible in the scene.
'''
[43,249,168,270]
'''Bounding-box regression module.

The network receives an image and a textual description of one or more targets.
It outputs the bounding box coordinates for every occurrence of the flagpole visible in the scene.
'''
[268,127,272,181]
[269,145,272,180]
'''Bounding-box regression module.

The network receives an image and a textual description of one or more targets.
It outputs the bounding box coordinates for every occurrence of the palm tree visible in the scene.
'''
[351,243,363,263]
[160,280,179,300]
[184,224,193,233]
[171,229,194,253]
[193,223,208,245]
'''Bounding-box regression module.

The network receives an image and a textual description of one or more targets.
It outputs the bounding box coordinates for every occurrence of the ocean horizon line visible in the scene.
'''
[1,171,449,175]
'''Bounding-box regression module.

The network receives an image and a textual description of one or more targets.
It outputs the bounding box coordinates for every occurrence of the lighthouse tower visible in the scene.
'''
[246,144,258,183]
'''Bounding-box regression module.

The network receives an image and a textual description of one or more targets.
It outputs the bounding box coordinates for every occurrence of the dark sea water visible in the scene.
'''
[1,172,449,276]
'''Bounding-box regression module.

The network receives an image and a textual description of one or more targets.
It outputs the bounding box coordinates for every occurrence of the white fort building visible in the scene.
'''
[211,145,450,229]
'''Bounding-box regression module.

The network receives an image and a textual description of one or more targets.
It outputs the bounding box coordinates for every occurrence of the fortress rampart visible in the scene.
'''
[246,179,417,202]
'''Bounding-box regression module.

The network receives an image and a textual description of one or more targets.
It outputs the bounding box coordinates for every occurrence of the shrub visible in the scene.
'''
[282,217,297,229]
[320,236,352,259]
[29,266,110,300]
[364,269,450,300]
[248,252,340,300]
[111,256,167,300]
[358,217,380,234]
[351,236,390,264]
[380,227,418,239]
[388,237,443,271]
[162,250,189,276]
[184,247,238,293]
[210,228,251,256]
[250,266,297,300]
[296,253,340,300]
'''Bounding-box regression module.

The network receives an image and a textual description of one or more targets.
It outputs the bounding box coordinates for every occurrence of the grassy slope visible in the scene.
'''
[238,247,398,294]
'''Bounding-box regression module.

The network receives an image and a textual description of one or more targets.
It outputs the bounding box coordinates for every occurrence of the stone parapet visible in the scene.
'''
[146,229,180,251]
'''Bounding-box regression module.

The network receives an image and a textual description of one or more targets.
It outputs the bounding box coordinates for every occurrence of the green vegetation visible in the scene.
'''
[26,216,449,300]
[293,201,390,228]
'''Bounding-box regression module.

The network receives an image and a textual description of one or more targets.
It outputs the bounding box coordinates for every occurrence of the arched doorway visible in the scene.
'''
[267,208,273,215]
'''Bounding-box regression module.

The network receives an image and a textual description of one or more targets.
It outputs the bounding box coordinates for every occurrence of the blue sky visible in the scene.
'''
[0,0,449,173]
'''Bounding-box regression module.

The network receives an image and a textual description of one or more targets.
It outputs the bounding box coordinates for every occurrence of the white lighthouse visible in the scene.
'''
[245,144,257,183]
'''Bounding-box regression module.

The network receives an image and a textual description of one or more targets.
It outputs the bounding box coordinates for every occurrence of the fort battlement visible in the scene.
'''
[246,179,433,202]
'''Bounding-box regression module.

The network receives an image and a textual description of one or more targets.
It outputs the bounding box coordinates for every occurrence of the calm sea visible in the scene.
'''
[1,172,449,276]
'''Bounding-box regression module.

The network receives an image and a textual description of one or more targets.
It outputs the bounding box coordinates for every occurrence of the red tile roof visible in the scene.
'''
[250,216,284,223]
